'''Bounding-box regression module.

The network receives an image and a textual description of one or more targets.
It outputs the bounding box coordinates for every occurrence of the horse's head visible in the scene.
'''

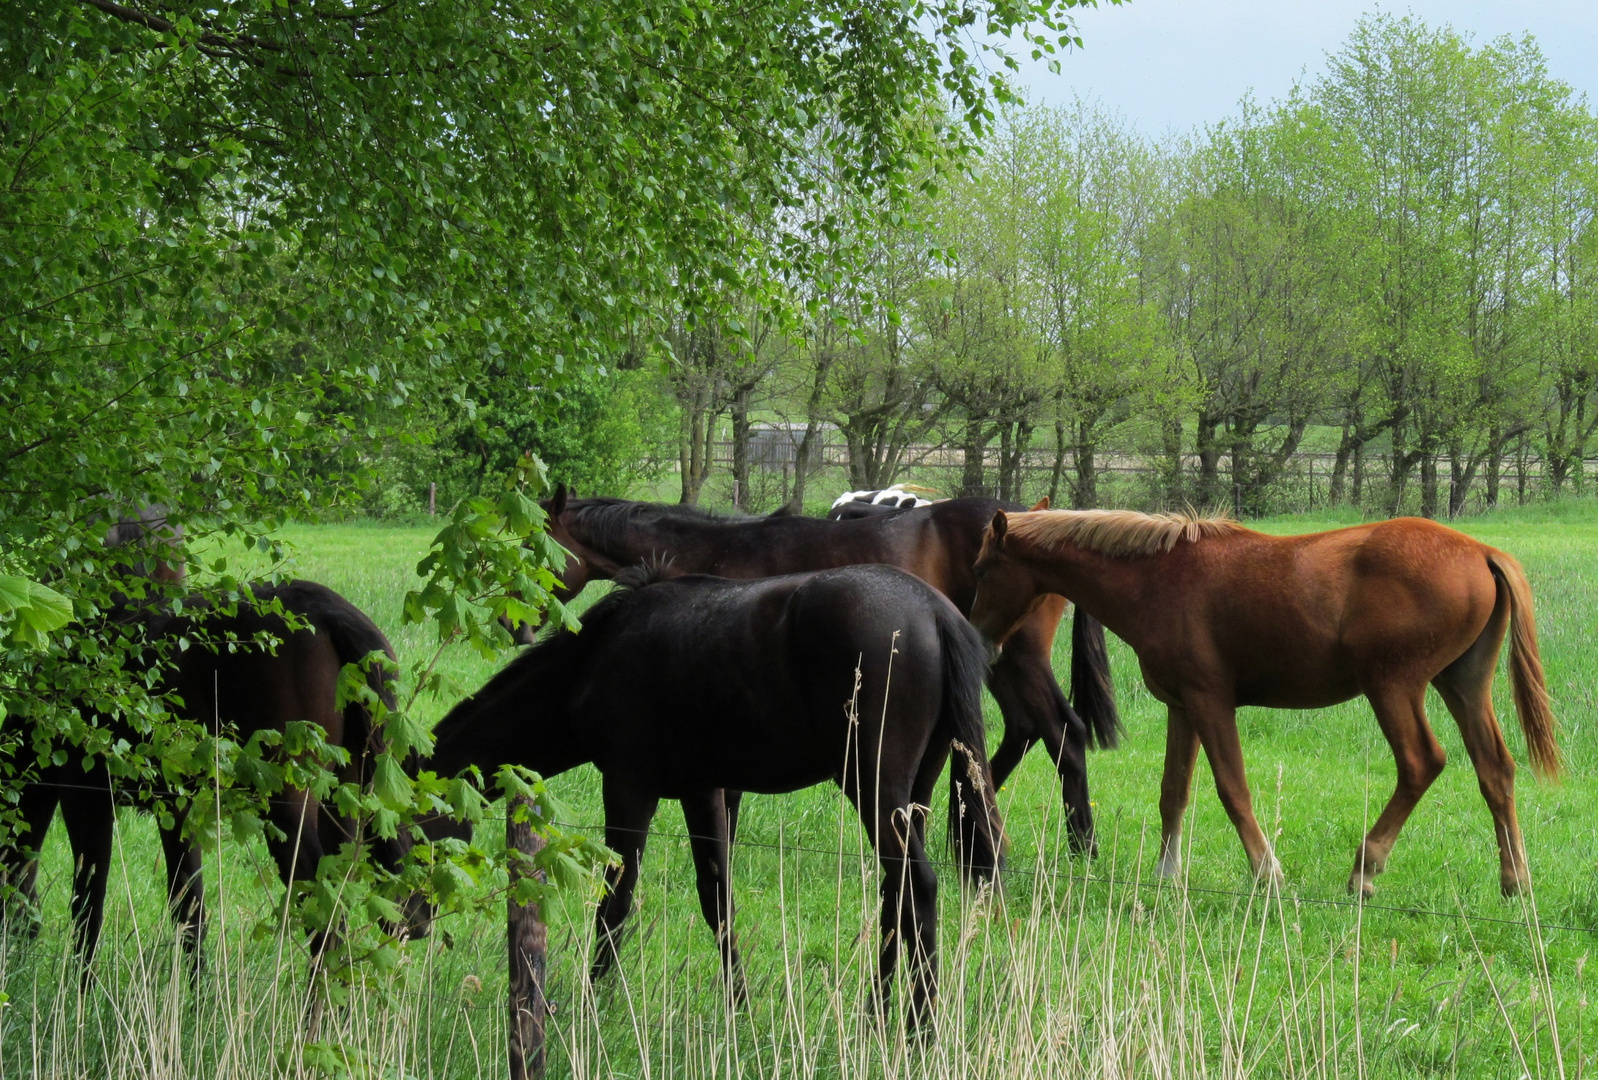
[970,509,1048,647]
[103,503,186,586]
[540,484,621,601]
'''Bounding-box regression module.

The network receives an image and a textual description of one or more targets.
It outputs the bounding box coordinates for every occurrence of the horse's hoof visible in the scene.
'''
[1155,852,1180,880]
[1348,875,1375,901]
[1501,875,1528,899]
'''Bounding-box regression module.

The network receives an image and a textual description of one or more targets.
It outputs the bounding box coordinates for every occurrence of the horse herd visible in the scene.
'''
[0,488,1560,1025]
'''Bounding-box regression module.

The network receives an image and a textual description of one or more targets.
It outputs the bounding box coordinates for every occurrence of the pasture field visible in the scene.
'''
[5,504,1598,1078]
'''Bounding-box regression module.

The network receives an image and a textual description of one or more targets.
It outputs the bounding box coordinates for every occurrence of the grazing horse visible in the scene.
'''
[426,564,1003,1023]
[829,485,937,519]
[0,581,406,965]
[968,509,1560,898]
[540,488,1119,856]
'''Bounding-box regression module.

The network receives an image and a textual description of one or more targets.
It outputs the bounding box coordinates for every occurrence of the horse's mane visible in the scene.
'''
[1008,508,1240,558]
[564,497,750,549]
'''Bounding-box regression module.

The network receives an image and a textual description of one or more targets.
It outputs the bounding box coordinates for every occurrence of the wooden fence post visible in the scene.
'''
[508,794,547,1079]
[428,482,437,516]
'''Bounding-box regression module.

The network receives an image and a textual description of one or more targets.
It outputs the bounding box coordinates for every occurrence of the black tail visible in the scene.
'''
[1069,608,1120,750]
[288,585,410,869]
[937,605,1005,883]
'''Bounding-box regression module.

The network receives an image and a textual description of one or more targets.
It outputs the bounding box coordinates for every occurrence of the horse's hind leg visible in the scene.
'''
[989,632,1093,854]
[680,789,745,1003]
[1,779,60,937]
[58,777,116,966]
[847,780,938,1028]
[266,788,332,968]
[1433,618,1526,896]
[590,778,659,984]
[1349,682,1446,899]
[1156,705,1201,879]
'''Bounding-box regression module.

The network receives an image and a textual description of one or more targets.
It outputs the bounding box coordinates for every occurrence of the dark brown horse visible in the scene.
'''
[540,489,1118,855]
[427,564,1003,1023]
[0,581,405,965]
[969,509,1560,897]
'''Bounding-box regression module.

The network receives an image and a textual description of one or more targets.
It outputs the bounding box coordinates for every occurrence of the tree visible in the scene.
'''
[3,0,1094,967]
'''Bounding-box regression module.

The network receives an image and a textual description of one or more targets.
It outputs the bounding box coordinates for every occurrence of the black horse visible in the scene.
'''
[426,564,1003,1023]
[542,489,1118,855]
[0,580,405,967]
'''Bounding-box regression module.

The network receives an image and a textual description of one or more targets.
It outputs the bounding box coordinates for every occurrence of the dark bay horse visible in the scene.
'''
[427,564,1003,1022]
[0,581,405,965]
[541,489,1119,855]
[969,509,1560,897]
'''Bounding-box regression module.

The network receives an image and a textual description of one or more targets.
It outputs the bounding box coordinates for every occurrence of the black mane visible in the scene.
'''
[565,497,752,551]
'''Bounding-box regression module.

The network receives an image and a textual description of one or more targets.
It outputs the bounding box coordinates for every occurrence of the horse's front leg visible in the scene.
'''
[989,639,1093,855]
[57,774,116,968]
[1185,694,1281,887]
[158,808,206,966]
[681,789,746,1004]
[590,777,659,984]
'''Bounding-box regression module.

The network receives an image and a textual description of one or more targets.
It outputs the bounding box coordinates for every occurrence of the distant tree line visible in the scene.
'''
[417,15,1593,519]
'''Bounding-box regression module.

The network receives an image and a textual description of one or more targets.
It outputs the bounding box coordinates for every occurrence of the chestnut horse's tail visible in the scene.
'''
[1486,551,1561,781]
[939,605,1006,883]
[1070,608,1121,749]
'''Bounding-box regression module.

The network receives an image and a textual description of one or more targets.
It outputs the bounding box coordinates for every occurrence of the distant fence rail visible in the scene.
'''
[712,431,1597,516]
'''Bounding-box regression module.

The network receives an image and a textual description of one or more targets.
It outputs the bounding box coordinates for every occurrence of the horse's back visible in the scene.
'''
[580,566,955,794]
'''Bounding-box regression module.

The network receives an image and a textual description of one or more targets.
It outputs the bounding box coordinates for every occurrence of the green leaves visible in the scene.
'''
[0,577,72,651]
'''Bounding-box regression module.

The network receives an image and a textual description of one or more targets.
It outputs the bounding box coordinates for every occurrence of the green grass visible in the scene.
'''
[6,505,1598,1077]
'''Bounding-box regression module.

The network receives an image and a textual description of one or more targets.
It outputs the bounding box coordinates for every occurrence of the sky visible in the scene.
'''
[1009,0,1598,135]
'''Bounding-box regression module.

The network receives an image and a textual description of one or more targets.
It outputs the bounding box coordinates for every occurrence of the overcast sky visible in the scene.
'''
[1009,1,1598,135]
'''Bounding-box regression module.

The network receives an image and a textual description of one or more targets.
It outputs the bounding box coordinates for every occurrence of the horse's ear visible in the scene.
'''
[551,483,568,517]
[990,511,1008,547]
[1030,496,1050,511]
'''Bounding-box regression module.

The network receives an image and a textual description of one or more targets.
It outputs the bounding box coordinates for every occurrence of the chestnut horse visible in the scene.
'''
[541,489,1119,856]
[427,564,1003,1023]
[969,509,1559,898]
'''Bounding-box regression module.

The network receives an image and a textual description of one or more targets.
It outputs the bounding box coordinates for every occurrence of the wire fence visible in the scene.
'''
[6,778,1590,943]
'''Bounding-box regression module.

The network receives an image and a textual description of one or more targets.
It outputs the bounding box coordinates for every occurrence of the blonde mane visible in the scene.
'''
[1007,508,1241,559]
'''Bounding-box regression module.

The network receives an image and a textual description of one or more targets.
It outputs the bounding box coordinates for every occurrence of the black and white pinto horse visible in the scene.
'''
[829,485,937,520]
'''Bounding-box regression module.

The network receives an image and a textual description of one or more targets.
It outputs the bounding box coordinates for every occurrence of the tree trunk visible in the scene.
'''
[730,385,752,511]
[958,420,988,498]
[1049,412,1067,508]
[1329,419,1352,505]
[780,350,835,515]
[1160,415,1184,509]
[1073,423,1097,510]
[997,422,1016,502]
[1419,449,1438,520]
[1194,410,1223,507]
[1484,424,1503,509]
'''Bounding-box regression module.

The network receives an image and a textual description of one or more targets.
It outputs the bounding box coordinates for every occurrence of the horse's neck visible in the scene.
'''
[1020,541,1155,645]
[429,657,586,781]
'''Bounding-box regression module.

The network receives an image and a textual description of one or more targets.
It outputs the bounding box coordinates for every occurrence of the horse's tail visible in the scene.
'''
[315,597,401,769]
[1485,551,1561,781]
[938,604,1005,883]
[1070,607,1121,749]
